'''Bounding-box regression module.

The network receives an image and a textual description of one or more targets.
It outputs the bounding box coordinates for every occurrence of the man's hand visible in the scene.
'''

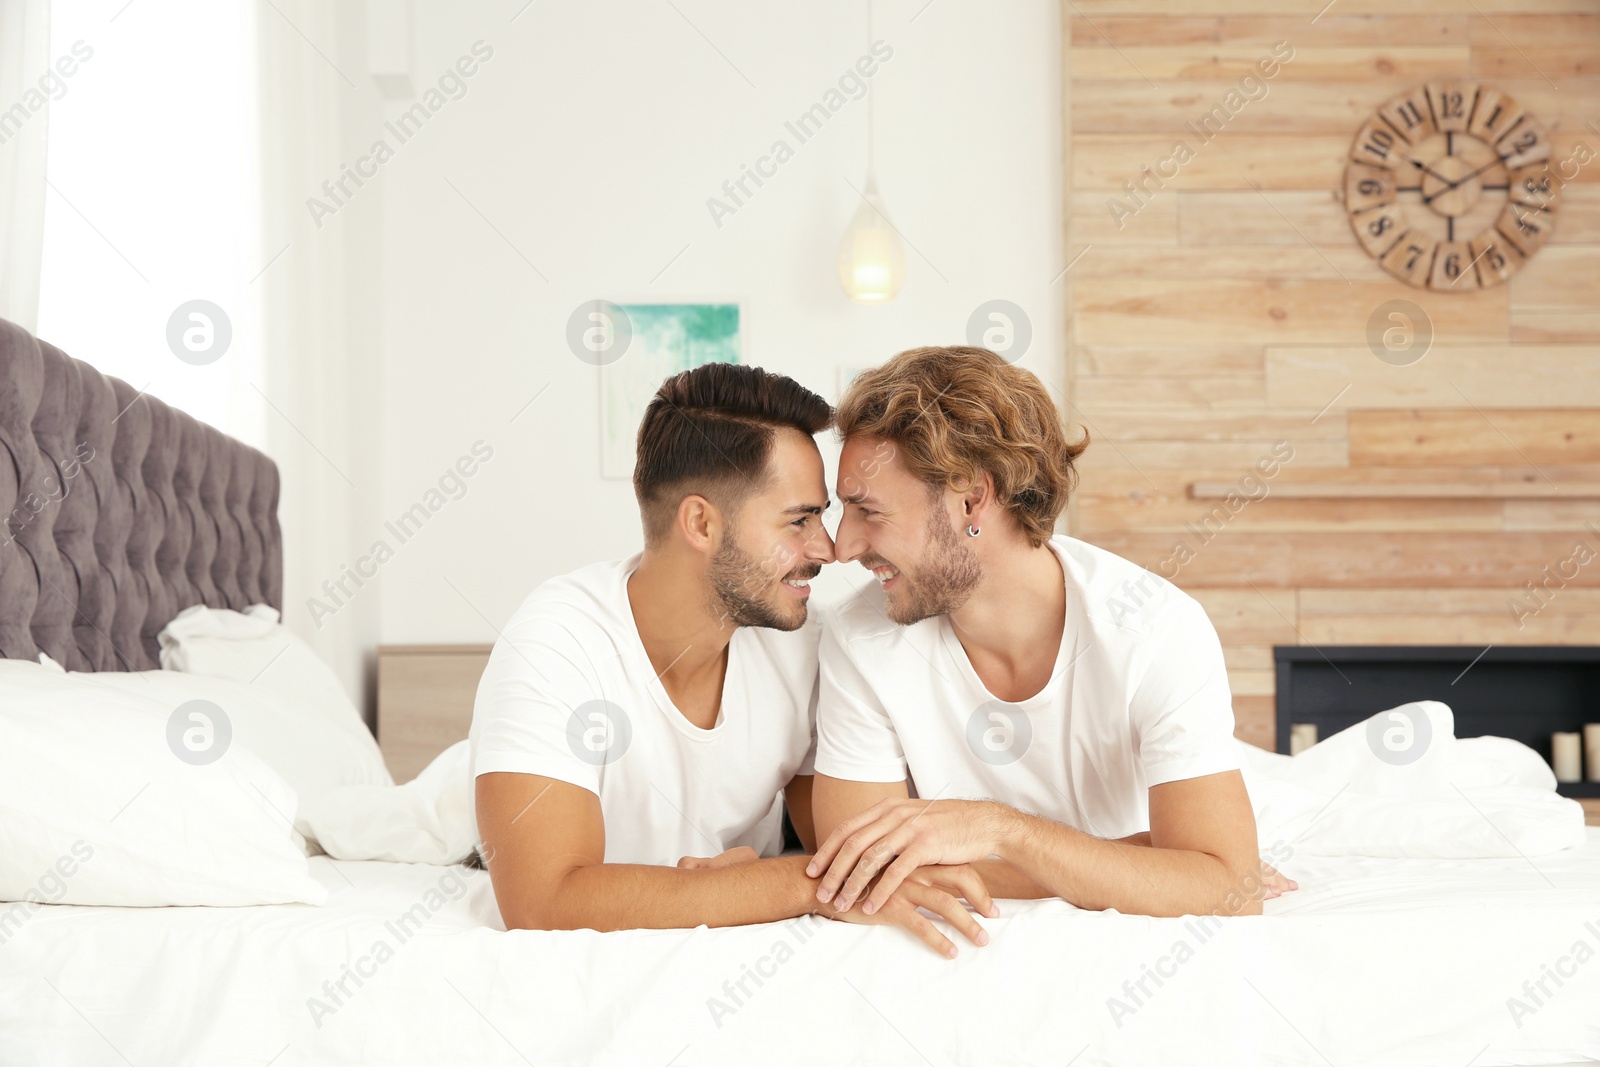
[1261,860,1298,899]
[821,863,998,959]
[676,846,761,870]
[807,798,1013,915]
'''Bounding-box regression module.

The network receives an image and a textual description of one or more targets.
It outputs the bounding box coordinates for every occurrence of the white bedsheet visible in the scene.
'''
[4,836,1598,1067]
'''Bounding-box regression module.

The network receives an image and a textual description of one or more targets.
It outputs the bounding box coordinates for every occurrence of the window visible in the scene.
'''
[37,0,264,448]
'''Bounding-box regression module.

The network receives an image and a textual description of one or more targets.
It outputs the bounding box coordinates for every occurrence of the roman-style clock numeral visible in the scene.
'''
[1468,232,1525,287]
[1350,117,1405,168]
[1428,240,1480,290]
[1497,202,1554,257]
[1380,230,1438,287]
[1468,88,1525,144]
[1345,163,1398,214]
[1379,89,1436,144]
[1426,82,1478,133]
[1351,202,1406,257]
[1496,118,1552,170]
[1508,163,1560,212]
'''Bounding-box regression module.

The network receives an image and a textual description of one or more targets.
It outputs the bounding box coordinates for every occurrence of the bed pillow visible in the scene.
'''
[157,604,370,735]
[300,741,477,864]
[0,660,326,907]
[74,670,392,811]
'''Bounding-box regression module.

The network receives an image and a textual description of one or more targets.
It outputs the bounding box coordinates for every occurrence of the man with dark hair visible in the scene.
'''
[472,363,993,951]
[807,346,1296,926]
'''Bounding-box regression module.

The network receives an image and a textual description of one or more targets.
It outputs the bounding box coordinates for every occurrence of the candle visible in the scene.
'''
[1585,724,1600,783]
[1290,723,1318,756]
[1552,732,1582,783]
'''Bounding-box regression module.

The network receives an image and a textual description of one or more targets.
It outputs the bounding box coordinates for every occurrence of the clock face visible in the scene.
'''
[1344,82,1558,290]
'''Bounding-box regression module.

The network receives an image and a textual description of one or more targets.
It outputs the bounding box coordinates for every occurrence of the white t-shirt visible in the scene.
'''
[814,535,1240,841]
[470,555,819,865]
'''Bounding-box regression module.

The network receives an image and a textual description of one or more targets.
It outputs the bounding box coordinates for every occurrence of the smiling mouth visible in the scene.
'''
[782,565,821,593]
[865,562,900,586]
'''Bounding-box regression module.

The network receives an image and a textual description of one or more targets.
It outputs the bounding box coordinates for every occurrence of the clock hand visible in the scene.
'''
[1421,157,1505,205]
[1406,157,1458,186]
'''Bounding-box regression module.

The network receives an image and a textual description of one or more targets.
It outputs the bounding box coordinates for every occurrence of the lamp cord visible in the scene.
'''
[866,0,875,178]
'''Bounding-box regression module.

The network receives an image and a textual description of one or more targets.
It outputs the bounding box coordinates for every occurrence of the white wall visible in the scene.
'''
[349,0,1063,648]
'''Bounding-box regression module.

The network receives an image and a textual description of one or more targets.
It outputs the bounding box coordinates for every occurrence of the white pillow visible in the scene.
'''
[300,741,476,864]
[0,660,326,907]
[75,670,392,813]
[157,604,369,734]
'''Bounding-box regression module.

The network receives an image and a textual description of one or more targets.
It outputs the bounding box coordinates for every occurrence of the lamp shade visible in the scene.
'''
[837,177,905,303]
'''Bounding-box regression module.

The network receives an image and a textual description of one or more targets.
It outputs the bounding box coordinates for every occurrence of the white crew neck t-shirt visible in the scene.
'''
[814,535,1240,841]
[469,555,819,865]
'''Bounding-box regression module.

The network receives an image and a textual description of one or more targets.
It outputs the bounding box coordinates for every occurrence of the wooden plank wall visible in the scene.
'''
[1061,1,1600,750]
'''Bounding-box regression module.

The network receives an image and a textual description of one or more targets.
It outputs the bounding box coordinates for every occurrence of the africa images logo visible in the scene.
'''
[967,701,1032,766]
[566,700,632,766]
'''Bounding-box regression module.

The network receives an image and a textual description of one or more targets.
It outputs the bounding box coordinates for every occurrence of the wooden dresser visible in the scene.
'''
[376,644,493,783]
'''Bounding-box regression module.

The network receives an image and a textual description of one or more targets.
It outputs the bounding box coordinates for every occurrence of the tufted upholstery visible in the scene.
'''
[0,316,282,670]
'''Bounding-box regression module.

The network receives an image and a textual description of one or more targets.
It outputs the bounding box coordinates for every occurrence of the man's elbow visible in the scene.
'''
[500,902,573,932]
[502,898,615,932]
[494,870,592,932]
[1212,853,1266,916]
[1225,895,1265,917]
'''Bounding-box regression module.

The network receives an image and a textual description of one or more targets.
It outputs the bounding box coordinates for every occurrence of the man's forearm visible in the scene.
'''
[995,811,1260,917]
[970,859,1049,899]
[974,832,1150,901]
[507,855,819,932]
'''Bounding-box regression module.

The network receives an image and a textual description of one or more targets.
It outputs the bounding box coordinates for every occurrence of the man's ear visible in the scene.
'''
[961,472,994,527]
[675,493,724,554]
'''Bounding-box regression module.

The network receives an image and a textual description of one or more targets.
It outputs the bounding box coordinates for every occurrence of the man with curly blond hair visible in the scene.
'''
[805,346,1294,947]
[472,362,994,959]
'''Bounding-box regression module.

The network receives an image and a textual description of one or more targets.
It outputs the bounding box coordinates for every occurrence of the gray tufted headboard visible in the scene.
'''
[0,316,282,671]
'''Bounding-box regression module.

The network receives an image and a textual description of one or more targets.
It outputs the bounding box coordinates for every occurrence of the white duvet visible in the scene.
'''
[3,842,1598,1067]
[1242,701,1589,859]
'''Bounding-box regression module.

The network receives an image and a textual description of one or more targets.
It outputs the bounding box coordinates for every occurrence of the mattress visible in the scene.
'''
[5,833,1598,1067]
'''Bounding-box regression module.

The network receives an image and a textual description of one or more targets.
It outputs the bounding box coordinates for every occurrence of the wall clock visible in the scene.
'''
[1343,83,1557,290]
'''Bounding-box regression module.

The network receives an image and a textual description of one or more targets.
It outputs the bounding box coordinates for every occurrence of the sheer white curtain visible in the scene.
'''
[255,0,386,718]
[0,0,51,331]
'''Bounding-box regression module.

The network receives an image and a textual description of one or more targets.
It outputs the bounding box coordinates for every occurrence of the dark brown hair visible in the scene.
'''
[634,363,832,544]
[835,346,1089,547]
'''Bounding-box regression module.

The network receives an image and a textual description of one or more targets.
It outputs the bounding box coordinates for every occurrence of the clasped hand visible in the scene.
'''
[808,798,1008,916]
[677,825,1000,959]
[821,860,997,959]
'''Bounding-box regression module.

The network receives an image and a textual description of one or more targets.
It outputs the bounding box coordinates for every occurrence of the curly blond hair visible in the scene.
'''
[835,346,1089,547]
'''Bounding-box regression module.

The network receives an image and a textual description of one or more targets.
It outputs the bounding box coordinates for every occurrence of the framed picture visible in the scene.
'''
[599,302,741,480]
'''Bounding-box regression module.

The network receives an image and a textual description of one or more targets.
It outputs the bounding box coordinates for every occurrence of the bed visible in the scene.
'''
[0,845,1595,1067]
[3,320,1598,1067]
